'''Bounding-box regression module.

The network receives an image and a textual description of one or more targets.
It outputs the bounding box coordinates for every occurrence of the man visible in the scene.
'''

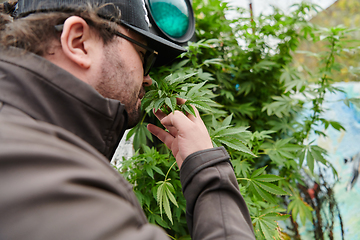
[0,0,255,239]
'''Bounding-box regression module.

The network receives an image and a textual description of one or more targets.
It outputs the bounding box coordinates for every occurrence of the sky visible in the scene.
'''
[225,0,337,18]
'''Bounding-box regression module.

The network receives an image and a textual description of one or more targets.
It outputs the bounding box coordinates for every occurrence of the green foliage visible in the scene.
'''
[288,193,314,225]
[209,114,255,156]
[343,97,360,108]
[118,146,188,237]
[141,71,216,116]
[252,208,289,240]
[113,1,359,239]
[126,120,153,151]
[238,166,289,204]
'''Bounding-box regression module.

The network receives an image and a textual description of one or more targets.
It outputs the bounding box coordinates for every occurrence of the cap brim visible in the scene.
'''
[121,21,187,67]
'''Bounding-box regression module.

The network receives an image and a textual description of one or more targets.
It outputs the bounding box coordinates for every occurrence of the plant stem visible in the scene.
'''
[165,161,177,180]
[140,114,146,125]
[237,177,250,181]
[167,234,176,240]
[304,36,336,141]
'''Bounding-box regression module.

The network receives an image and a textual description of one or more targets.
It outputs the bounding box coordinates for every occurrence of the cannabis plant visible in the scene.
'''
[114,1,360,239]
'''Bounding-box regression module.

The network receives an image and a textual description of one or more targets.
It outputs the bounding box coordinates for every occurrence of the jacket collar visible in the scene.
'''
[0,47,128,160]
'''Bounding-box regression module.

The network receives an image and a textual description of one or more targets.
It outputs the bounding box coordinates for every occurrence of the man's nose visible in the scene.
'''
[143,75,152,87]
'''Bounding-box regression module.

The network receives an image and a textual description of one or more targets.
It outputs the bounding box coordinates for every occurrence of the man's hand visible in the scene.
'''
[147,100,213,169]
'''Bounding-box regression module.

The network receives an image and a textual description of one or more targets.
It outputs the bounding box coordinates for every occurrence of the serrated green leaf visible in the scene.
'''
[262,212,290,221]
[260,207,287,215]
[145,101,155,113]
[259,221,273,240]
[217,127,250,138]
[310,147,327,165]
[154,215,170,229]
[348,97,360,108]
[232,159,251,177]
[165,97,175,113]
[152,166,165,176]
[190,101,213,112]
[250,182,276,204]
[154,98,165,112]
[253,174,284,182]
[183,103,196,116]
[307,151,314,173]
[144,125,153,142]
[268,151,286,165]
[156,182,164,214]
[251,166,267,178]
[329,121,345,131]
[298,149,306,167]
[186,81,207,98]
[222,114,233,127]
[158,89,164,98]
[144,165,154,179]
[255,181,289,195]
[260,218,278,231]
[288,195,313,225]
[169,72,198,85]
[171,59,190,70]
[162,192,172,224]
[126,124,138,141]
[278,150,295,159]
[164,185,179,208]
[218,138,256,156]
[203,58,223,66]
[212,125,231,136]
[165,181,175,193]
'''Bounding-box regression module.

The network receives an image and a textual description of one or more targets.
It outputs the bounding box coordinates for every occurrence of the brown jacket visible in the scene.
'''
[0,47,255,240]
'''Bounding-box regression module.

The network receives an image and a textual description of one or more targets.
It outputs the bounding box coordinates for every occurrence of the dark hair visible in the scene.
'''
[0,1,120,56]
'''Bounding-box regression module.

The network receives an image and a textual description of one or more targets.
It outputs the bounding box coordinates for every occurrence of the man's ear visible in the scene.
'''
[60,16,93,69]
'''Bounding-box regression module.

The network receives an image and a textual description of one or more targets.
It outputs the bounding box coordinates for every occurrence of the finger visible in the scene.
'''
[153,108,167,121]
[164,125,178,137]
[176,97,197,119]
[176,97,186,105]
[153,109,178,136]
[161,110,194,132]
[147,124,175,149]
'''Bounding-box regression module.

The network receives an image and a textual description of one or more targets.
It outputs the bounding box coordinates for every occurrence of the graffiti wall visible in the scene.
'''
[307,82,360,239]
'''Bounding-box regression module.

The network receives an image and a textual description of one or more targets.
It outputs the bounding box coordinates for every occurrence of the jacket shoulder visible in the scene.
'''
[0,112,168,240]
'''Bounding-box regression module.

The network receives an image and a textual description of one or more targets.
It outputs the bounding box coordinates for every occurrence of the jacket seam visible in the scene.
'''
[217,166,228,240]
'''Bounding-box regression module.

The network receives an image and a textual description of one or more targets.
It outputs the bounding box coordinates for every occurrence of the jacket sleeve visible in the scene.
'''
[180,146,255,240]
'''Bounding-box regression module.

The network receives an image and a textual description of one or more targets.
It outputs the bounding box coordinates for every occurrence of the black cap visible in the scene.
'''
[14,0,187,67]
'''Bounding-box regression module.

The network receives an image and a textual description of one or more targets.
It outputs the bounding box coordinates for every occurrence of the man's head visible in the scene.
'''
[0,0,186,128]
[13,0,186,66]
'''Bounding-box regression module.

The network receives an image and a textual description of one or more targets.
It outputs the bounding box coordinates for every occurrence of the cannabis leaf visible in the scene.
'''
[297,144,328,173]
[253,208,289,240]
[232,158,251,177]
[288,194,313,225]
[239,166,289,204]
[127,121,153,150]
[343,97,360,109]
[142,72,217,116]
[261,138,301,166]
[156,180,179,224]
[209,115,255,156]
[262,95,302,118]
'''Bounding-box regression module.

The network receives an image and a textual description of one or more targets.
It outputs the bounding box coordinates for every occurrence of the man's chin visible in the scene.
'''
[126,111,142,129]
